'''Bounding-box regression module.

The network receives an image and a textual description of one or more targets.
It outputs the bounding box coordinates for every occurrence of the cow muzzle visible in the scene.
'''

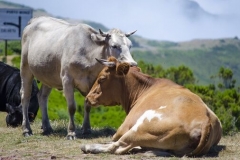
[85,97,97,106]
[130,61,138,67]
[119,60,137,67]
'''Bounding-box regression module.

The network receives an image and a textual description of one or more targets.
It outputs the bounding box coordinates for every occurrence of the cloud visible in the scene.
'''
[132,0,240,41]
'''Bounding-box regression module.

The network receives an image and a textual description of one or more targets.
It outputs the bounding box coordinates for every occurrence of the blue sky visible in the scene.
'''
[4,0,240,42]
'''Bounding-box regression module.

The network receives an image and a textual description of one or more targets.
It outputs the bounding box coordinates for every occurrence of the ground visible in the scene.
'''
[0,112,239,160]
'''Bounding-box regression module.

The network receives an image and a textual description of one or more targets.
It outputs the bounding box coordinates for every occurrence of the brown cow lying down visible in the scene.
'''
[81,57,222,157]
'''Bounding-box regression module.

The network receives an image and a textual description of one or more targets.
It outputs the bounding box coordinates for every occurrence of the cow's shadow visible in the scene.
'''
[51,126,116,139]
[128,144,226,158]
[204,145,226,157]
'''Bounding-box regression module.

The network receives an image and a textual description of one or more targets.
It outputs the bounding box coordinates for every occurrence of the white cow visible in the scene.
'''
[20,16,137,139]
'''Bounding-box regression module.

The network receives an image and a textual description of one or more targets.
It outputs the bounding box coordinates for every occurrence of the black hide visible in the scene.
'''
[0,61,39,127]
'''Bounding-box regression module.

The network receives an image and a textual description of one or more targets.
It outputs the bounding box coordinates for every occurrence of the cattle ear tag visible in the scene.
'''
[116,63,130,75]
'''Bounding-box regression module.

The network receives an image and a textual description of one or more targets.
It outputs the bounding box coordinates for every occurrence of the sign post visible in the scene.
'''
[0,8,32,62]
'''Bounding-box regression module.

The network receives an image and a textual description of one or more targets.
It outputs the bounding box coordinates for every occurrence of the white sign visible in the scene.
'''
[0,8,32,40]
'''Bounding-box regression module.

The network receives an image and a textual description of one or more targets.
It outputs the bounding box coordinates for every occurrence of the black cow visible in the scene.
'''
[0,61,39,127]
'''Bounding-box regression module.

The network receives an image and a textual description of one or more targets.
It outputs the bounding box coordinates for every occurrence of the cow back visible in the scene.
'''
[0,62,39,115]
[22,17,111,94]
[0,62,20,111]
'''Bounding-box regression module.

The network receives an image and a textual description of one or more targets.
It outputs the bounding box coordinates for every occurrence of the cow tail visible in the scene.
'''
[187,117,212,157]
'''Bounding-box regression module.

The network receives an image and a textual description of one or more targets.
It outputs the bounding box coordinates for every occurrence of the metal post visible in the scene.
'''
[19,16,21,37]
[4,40,7,63]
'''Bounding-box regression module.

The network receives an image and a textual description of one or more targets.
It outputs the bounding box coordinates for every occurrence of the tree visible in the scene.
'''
[137,60,165,78]
[218,67,235,89]
[165,65,195,85]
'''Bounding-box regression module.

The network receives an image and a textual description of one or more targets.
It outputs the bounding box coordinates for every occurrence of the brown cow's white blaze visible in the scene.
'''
[131,110,163,132]
[81,57,222,157]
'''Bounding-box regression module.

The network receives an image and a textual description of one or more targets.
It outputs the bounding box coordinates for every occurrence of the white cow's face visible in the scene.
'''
[109,33,137,66]
[98,29,137,66]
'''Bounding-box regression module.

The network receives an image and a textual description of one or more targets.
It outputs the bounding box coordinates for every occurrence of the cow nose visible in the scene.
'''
[86,96,96,106]
[85,98,90,106]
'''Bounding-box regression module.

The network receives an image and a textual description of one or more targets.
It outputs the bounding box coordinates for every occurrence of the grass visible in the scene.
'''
[0,112,240,160]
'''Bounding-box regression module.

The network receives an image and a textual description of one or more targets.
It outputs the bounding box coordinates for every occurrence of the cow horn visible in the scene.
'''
[125,30,137,37]
[95,58,116,67]
[99,29,110,38]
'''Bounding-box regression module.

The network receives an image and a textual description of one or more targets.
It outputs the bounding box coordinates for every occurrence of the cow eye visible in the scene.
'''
[98,76,106,83]
[111,45,118,49]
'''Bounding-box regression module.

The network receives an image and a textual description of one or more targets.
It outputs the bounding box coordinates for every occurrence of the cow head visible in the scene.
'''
[86,57,130,107]
[5,103,22,127]
[91,29,137,66]
[5,103,35,127]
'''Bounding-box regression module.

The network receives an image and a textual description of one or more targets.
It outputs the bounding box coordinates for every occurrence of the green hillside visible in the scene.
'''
[131,37,240,86]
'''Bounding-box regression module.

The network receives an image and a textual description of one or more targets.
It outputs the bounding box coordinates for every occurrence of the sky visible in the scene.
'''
[3,0,240,42]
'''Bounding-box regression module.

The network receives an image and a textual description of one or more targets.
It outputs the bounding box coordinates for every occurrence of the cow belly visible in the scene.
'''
[27,50,62,88]
[31,69,62,89]
[29,64,62,89]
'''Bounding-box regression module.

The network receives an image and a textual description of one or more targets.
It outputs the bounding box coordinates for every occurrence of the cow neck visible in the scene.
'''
[121,68,154,114]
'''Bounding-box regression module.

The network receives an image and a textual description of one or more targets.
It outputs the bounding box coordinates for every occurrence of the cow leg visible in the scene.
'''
[20,64,34,136]
[62,76,76,140]
[81,102,92,134]
[81,128,173,155]
[112,123,129,141]
[38,84,53,135]
[81,141,134,154]
[81,130,136,154]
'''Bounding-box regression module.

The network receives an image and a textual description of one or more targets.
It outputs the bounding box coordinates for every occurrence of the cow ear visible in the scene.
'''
[91,33,105,44]
[116,63,130,76]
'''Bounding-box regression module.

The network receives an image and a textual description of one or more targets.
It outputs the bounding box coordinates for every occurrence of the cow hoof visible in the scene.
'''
[23,132,33,137]
[80,144,94,153]
[80,145,88,153]
[66,135,76,140]
[80,144,103,154]
[66,132,76,140]
[42,128,53,135]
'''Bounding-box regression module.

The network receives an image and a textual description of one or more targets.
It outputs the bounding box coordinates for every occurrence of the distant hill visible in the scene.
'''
[131,37,240,86]
[1,1,239,86]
